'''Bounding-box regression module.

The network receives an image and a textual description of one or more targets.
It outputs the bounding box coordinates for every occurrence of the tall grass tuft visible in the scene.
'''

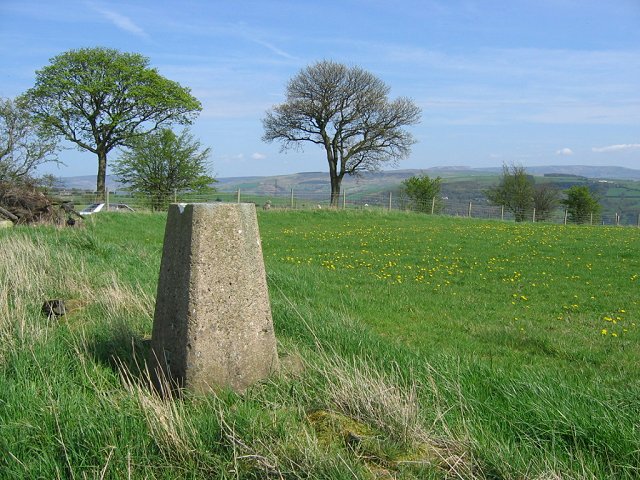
[317,351,425,447]
[118,362,198,465]
[0,231,86,361]
[96,272,155,318]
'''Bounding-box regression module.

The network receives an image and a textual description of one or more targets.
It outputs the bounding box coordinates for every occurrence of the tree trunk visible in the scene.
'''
[330,174,342,207]
[326,152,343,208]
[96,147,107,200]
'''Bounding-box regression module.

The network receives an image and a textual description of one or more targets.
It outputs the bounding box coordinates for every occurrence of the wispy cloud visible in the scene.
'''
[250,38,296,60]
[88,2,148,39]
[592,144,640,153]
[556,147,574,156]
[154,16,298,61]
[233,24,298,61]
[251,152,266,160]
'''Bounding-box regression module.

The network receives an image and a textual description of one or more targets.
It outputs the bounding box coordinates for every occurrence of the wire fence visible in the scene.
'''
[55,187,640,227]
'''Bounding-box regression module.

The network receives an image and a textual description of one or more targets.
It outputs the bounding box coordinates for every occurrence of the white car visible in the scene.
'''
[79,203,135,216]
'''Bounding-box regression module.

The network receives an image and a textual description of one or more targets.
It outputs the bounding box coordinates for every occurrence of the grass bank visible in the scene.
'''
[1,210,638,479]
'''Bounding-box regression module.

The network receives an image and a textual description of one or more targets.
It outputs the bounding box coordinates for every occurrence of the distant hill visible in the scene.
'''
[187,165,640,195]
[197,168,499,195]
[55,175,125,191]
[57,165,640,193]
[474,165,640,180]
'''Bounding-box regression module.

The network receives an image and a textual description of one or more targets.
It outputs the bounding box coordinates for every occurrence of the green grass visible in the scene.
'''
[1,210,639,479]
[267,212,638,368]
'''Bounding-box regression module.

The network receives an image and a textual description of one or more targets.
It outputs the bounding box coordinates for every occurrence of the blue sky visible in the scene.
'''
[1,0,639,178]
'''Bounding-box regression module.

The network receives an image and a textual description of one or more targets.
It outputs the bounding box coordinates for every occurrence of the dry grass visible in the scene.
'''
[0,233,79,359]
[0,228,153,350]
[118,363,197,464]
[318,352,425,446]
[312,349,476,478]
[96,272,154,318]
[0,231,152,356]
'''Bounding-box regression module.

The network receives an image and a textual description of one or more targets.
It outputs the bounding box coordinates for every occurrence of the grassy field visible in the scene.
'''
[1,210,639,479]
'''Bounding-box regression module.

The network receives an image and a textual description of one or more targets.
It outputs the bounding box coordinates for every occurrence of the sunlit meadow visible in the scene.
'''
[264,210,639,378]
[1,209,638,479]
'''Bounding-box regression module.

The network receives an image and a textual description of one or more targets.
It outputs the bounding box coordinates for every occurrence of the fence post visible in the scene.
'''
[388,192,392,211]
[431,197,436,215]
[468,201,472,218]
[532,208,536,223]
[342,189,346,209]
[615,213,620,226]
[174,189,177,203]
[590,212,593,225]
[501,205,504,221]
[290,188,294,209]
[637,213,640,228]
[564,209,568,225]
[106,188,110,210]
[236,189,241,203]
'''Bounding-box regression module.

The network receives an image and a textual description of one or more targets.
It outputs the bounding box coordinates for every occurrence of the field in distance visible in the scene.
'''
[58,165,640,217]
[1,210,638,478]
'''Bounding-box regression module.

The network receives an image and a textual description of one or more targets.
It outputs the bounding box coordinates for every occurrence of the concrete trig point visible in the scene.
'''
[149,203,278,393]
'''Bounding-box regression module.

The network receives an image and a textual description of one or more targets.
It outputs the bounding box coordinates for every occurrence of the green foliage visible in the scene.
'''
[0,97,59,183]
[486,164,534,221]
[22,47,202,197]
[401,175,442,213]
[113,128,215,211]
[562,185,601,224]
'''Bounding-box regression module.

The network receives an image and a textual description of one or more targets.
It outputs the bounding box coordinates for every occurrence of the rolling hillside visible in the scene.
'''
[56,165,640,218]
[60,165,640,194]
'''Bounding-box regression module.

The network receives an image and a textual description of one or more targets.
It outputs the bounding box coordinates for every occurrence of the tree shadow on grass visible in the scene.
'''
[478,330,604,368]
[86,318,152,382]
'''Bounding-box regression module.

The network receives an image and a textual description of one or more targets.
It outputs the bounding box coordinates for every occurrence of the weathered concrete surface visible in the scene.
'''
[149,203,278,393]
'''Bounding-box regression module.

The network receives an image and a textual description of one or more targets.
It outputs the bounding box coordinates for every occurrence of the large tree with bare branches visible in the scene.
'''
[0,97,59,183]
[23,47,202,198]
[262,60,421,206]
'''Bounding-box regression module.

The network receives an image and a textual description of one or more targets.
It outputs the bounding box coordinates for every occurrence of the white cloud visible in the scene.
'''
[230,23,297,60]
[592,144,640,153]
[251,152,266,160]
[88,3,148,39]
[250,38,297,60]
[555,147,574,156]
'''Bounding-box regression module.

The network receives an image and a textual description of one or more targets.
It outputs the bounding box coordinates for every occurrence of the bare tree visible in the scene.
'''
[263,60,421,206]
[0,97,59,183]
[532,183,560,221]
[486,164,534,222]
